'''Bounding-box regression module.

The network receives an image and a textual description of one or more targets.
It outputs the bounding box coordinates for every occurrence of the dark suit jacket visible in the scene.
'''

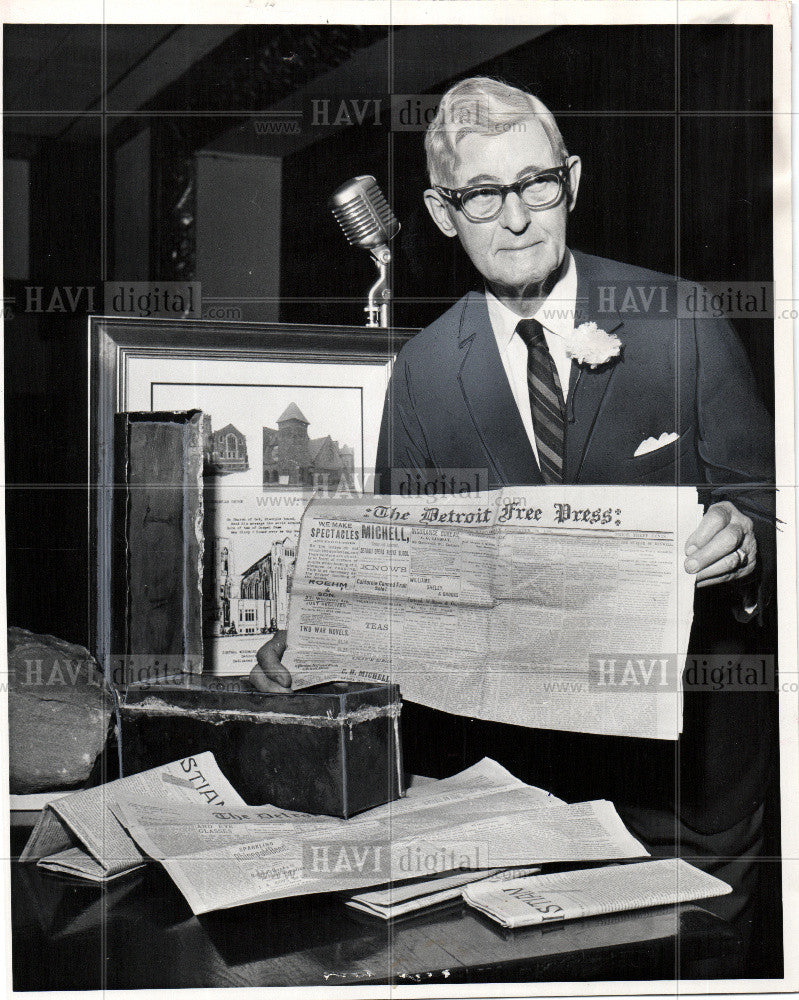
[376,251,777,839]
[377,251,773,511]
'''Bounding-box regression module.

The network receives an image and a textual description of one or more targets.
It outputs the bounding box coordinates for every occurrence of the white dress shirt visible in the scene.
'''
[485,251,578,468]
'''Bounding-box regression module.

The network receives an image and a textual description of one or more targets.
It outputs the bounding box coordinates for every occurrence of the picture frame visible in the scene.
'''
[89,316,417,678]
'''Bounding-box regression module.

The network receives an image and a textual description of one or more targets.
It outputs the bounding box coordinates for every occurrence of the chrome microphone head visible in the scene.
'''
[328,175,400,251]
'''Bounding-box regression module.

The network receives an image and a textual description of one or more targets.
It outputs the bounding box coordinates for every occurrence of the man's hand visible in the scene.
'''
[684,501,757,588]
[250,630,292,692]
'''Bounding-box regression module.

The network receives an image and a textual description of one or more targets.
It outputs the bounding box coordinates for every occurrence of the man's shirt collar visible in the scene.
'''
[485,250,578,349]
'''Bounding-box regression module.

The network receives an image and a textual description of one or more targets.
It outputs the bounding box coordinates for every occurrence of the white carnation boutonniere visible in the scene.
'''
[565,322,622,369]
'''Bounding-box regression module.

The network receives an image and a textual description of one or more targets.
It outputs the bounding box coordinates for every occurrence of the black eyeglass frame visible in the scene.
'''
[435,163,572,222]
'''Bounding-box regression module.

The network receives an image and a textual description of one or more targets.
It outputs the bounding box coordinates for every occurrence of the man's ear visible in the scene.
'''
[566,155,582,212]
[424,188,459,238]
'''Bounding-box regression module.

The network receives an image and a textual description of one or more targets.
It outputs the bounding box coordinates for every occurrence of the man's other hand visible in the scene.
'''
[684,501,757,588]
[250,630,292,692]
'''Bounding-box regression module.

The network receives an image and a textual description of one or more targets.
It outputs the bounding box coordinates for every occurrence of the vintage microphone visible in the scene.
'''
[328,176,400,328]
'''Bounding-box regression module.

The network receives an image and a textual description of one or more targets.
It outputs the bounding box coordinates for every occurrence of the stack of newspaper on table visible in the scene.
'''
[344,867,541,920]
[22,752,654,915]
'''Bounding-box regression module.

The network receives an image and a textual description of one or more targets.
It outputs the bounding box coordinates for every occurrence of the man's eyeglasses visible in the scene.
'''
[435,164,571,223]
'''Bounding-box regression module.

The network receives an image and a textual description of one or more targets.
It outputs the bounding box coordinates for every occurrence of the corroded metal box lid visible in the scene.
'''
[117,676,404,818]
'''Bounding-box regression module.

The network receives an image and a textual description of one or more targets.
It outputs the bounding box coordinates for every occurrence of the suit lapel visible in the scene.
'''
[564,253,625,482]
[456,292,543,487]
[454,258,625,487]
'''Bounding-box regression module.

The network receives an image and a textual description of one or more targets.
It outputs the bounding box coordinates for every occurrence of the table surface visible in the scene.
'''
[10,855,742,990]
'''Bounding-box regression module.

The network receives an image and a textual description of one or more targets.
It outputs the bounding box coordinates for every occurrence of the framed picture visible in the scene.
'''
[89,317,417,679]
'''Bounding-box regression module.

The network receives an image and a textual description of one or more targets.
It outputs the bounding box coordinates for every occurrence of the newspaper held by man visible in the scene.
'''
[283,486,701,740]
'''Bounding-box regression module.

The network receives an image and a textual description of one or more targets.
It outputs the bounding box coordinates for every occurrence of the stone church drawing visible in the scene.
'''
[262,403,355,491]
[203,419,249,475]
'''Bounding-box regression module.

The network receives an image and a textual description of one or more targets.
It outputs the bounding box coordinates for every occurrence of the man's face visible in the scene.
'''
[424,119,581,300]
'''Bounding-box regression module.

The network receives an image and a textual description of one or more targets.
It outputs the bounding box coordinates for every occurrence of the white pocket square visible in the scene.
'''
[634,432,680,457]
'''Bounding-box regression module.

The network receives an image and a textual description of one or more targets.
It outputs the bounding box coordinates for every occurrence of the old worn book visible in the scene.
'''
[112,411,205,682]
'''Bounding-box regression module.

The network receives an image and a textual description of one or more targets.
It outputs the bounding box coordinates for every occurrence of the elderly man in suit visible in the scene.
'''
[253,77,777,961]
[376,77,772,573]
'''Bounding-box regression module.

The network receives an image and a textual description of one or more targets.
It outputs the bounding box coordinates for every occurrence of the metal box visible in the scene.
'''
[117,676,404,818]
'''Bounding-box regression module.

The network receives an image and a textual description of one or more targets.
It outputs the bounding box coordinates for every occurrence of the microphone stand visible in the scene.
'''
[365,244,391,328]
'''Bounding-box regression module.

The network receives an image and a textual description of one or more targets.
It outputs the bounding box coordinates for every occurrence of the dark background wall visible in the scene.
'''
[4,122,102,644]
[4,23,774,647]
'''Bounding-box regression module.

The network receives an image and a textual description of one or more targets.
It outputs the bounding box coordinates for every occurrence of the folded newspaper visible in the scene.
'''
[344,866,541,920]
[20,752,247,880]
[109,756,647,914]
[463,859,731,928]
[283,486,701,740]
[22,754,651,914]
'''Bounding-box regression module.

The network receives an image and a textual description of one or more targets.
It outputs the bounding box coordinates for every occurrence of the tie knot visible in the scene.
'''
[515,318,546,349]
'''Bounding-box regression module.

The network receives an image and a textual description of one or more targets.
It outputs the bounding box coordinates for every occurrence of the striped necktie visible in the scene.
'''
[516,318,566,484]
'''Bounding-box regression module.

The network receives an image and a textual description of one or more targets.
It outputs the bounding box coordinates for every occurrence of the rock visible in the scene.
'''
[7,627,113,793]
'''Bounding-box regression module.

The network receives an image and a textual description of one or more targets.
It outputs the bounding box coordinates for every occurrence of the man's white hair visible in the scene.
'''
[424,76,568,187]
